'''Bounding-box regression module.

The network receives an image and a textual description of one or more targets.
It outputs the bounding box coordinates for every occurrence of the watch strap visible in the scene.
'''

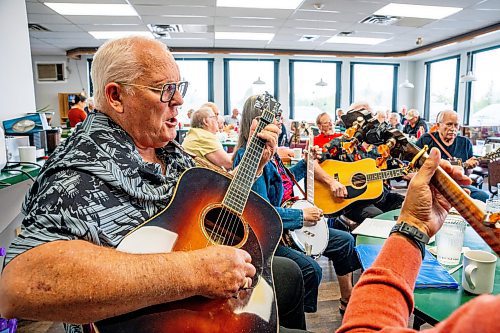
[390,222,429,259]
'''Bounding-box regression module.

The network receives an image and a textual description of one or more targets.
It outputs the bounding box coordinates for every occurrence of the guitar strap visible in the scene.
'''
[279,156,307,199]
[428,132,456,161]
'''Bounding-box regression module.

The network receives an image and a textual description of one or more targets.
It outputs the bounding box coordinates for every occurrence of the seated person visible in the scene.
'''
[321,103,405,223]
[224,108,241,127]
[376,110,387,124]
[234,94,361,315]
[338,148,499,333]
[0,36,306,333]
[314,112,343,149]
[67,94,87,127]
[335,108,345,128]
[416,110,489,202]
[182,107,233,170]
[389,112,403,131]
[403,108,428,137]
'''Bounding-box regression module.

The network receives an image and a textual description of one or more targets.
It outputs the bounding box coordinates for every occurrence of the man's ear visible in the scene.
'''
[104,83,125,114]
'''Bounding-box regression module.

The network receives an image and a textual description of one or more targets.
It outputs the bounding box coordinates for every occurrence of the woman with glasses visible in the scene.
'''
[233,94,361,316]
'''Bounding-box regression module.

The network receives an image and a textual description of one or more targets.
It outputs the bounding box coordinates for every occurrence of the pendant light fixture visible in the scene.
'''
[315,78,328,86]
[399,63,414,89]
[253,76,266,85]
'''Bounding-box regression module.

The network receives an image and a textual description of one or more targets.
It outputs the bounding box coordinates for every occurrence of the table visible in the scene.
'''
[356,209,500,328]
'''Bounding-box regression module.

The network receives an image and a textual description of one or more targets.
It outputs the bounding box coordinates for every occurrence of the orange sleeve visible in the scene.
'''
[337,234,500,333]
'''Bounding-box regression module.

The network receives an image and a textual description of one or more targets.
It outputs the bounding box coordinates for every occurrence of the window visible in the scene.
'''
[350,62,398,112]
[224,59,279,115]
[467,46,500,126]
[175,58,214,112]
[289,60,341,121]
[424,56,459,122]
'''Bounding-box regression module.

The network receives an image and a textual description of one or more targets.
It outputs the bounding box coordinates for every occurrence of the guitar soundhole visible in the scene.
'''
[351,173,367,188]
[203,207,245,246]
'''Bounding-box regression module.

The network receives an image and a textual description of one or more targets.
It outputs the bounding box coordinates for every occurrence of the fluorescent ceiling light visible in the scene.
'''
[161,15,209,18]
[215,32,274,40]
[325,36,387,45]
[217,0,302,10]
[44,3,138,16]
[374,3,462,20]
[89,31,153,39]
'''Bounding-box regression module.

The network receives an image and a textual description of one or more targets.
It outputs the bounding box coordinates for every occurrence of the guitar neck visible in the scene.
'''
[224,123,266,215]
[408,147,500,254]
[366,168,407,182]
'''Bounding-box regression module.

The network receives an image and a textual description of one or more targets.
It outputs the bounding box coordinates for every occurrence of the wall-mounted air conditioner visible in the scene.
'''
[36,63,65,82]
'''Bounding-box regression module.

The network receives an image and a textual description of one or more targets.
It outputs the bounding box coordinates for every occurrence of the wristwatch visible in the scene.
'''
[390,222,430,259]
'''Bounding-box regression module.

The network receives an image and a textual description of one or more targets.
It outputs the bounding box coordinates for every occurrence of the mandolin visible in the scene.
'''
[94,93,282,333]
[314,158,409,214]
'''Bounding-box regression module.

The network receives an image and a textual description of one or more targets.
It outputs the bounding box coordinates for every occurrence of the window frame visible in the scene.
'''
[423,54,460,121]
[464,44,500,125]
[174,57,215,105]
[288,59,342,119]
[349,62,399,112]
[223,58,279,115]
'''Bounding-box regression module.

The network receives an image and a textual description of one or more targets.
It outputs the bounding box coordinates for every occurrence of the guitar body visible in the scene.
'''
[95,167,282,333]
[314,159,384,214]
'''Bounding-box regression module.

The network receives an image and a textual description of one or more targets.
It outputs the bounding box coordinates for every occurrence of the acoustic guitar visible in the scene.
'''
[94,93,282,333]
[314,158,408,214]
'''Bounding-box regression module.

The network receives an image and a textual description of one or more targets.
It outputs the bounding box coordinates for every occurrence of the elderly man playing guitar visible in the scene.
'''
[0,37,307,333]
[416,110,489,202]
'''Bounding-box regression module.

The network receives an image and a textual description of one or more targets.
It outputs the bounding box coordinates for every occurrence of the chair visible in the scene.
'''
[488,160,500,196]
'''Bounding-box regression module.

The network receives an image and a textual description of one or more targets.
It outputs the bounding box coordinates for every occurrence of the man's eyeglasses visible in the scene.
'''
[117,81,188,103]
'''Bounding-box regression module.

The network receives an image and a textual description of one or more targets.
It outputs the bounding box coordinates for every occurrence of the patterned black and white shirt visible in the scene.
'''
[4,112,194,333]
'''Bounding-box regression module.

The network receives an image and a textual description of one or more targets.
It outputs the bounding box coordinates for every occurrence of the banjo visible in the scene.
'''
[282,129,329,257]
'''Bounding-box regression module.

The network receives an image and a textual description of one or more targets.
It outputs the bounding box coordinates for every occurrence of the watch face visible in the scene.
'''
[12,119,36,133]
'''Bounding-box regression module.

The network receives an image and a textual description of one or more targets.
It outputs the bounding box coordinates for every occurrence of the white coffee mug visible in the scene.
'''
[18,146,37,164]
[293,148,302,159]
[462,250,497,295]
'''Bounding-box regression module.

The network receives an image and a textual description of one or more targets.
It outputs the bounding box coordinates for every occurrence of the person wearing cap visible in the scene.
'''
[403,109,428,137]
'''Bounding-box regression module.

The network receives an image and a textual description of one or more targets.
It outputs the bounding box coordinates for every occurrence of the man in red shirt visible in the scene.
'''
[314,112,342,149]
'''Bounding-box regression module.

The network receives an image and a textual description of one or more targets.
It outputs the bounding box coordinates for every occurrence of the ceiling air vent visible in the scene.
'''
[28,23,51,32]
[360,15,400,26]
[148,24,184,39]
[338,31,354,37]
[299,35,320,42]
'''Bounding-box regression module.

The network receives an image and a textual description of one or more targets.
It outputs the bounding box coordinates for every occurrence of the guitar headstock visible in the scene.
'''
[254,92,280,126]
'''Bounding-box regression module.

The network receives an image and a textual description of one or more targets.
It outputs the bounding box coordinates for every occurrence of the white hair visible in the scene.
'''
[91,36,171,110]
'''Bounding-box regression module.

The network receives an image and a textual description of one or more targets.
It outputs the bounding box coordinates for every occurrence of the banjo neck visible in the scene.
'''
[306,130,315,203]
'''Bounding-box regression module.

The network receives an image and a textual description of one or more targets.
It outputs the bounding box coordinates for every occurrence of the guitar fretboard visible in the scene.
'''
[366,168,406,182]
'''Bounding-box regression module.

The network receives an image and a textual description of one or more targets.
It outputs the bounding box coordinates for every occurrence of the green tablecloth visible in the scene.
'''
[356,209,500,325]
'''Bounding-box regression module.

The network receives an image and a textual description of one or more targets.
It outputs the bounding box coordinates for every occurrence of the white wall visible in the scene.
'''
[0,0,36,122]
[32,56,90,126]
[0,0,37,255]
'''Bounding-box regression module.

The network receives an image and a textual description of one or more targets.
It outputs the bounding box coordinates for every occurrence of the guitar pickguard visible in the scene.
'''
[345,185,367,199]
